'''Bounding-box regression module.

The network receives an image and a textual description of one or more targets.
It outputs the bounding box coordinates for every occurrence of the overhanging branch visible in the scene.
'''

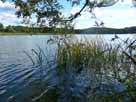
[64,0,119,22]
[64,0,89,22]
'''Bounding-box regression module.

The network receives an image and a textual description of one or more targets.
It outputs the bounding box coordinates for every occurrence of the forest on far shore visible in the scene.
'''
[0,23,74,34]
[1,23,136,34]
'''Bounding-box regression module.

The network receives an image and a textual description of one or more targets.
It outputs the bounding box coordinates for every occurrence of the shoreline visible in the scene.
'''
[0,32,135,35]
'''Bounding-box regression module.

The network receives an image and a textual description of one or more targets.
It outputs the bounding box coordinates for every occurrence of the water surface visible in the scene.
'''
[0,34,135,102]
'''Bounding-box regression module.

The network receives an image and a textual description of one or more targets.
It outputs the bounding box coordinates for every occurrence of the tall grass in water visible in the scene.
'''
[29,35,136,102]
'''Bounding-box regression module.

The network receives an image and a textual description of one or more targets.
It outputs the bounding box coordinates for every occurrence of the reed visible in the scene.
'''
[27,35,136,102]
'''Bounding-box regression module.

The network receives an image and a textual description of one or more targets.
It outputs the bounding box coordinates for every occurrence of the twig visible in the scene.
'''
[123,51,136,65]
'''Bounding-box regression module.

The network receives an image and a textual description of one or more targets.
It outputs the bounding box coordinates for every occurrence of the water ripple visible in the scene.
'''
[0,62,47,102]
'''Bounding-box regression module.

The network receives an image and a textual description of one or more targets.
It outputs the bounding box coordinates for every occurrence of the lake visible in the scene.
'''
[0,34,135,102]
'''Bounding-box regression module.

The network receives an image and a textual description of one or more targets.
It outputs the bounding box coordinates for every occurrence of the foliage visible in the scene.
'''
[4,25,16,32]
[0,24,75,34]
[0,23,4,32]
[26,35,136,102]
[1,0,136,27]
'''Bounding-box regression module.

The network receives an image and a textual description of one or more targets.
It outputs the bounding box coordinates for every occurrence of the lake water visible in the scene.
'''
[0,34,135,102]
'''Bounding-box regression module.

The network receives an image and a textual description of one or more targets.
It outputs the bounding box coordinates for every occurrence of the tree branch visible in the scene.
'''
[96,0,119,7]
[123,51,136,65]
[64,0,89,22]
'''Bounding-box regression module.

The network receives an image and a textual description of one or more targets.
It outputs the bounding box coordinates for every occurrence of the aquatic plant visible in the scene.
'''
[26,35,136,102]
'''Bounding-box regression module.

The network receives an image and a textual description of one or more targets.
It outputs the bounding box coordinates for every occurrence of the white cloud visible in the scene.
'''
[121,0,132,4]
[0,1,15,10]
[95,9,136,17]
[70,6,81,14]
[72,0,136,29]
[0,12,21,26]
[0,0,135,29]
[93,3,136,28]
[0,1,23,26]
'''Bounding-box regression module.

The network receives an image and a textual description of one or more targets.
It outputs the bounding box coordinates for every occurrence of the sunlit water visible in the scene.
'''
[0,34,135,102]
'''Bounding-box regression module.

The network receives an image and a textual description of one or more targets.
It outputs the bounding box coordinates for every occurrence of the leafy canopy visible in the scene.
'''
[1,0,136,27]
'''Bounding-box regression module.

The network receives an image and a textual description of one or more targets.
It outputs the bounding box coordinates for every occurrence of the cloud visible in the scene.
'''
[70,6,81,14]
[72,0,136,29]
[0,12,21,26]
[93,2,136,28]
[121,0,133,4]
[0,1,15,11]
[0,0,135,29]
[0,1,23,26]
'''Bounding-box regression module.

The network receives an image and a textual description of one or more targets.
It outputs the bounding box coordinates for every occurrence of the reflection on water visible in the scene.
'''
[0,34,135,102]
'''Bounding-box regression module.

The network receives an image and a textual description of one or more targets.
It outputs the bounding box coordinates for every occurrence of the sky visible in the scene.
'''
[0,0,136,29]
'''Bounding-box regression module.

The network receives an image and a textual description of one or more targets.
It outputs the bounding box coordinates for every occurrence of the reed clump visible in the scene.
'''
[29,36,136,102]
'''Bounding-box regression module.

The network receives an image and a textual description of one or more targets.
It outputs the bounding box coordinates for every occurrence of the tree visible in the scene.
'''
[4,25,15,32]
[1,0,136,27]
[0,23,4,32]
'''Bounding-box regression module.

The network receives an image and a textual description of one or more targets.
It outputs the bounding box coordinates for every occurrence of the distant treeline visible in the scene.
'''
[1,23,136,34]
[75,27,136,34]
[0,23,74,34]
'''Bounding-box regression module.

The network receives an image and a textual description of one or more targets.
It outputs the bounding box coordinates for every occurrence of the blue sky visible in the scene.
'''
[0,0,136,29]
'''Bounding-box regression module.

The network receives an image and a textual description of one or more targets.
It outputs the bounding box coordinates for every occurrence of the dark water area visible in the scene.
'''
[0,34,135,102]
[0,35,57,102]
